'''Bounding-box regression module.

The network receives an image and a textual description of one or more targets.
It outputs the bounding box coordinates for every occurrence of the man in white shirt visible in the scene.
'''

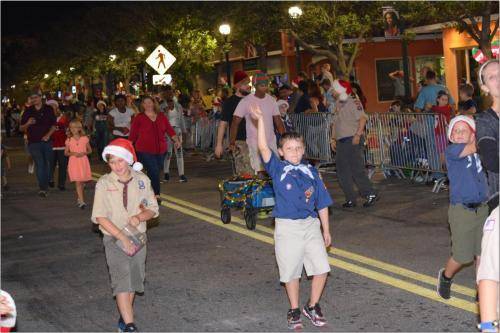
[229,70,285,175]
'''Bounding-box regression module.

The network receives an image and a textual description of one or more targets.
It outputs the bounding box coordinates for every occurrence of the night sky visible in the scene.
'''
[2,1,102,37]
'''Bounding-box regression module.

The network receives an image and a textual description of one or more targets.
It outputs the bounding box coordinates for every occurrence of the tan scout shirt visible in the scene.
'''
[91,170,159,236]
[332,96,368,140]
[477,207,499,284]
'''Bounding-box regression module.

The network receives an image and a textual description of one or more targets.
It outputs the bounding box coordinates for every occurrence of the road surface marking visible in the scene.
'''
[158,192,476,298]
[160,199,478,314]
[91,173,477,313]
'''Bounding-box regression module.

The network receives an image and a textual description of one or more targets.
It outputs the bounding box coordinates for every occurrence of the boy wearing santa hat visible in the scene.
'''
[437,115,489,300]
[91,138,159,332]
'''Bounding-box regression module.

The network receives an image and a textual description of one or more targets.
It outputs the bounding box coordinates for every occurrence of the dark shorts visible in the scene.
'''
[103,235,147,296]
[448,204,488,264]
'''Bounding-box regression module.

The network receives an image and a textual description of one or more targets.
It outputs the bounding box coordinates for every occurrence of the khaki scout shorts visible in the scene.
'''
[103,235,147,296]
[274,217,331,283]
[248,140,278,174]
[448,204,488,264]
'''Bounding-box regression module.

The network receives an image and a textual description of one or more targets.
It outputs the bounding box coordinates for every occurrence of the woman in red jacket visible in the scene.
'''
[129,96,181,199]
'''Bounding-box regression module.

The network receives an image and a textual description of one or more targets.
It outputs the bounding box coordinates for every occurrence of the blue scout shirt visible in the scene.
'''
[264,153,333,219]
[445,143,488,205]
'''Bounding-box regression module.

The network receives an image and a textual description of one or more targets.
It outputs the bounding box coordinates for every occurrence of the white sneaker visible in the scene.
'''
[28,163,35,174]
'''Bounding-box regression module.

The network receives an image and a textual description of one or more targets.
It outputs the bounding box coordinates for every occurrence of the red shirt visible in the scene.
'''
[432,105,452,136]
[51,115,70,149]
[129,112,176,155]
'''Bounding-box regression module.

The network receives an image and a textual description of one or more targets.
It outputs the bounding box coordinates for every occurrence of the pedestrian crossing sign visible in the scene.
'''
[146,45,176,75]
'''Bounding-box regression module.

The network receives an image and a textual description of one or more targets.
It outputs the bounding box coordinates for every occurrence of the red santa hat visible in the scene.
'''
[233,70,249,86]
[63,92,73,101]
[332,80,349,102]
[102,138,143,171]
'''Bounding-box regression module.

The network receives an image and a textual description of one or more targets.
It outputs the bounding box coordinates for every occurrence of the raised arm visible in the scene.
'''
[250,107,271,163]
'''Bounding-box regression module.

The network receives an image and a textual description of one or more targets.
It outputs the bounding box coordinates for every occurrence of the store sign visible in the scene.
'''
[146,45,176,75]
[153,74,172,85]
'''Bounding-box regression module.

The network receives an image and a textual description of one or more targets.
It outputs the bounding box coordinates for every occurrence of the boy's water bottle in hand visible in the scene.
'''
[115,224,146,257]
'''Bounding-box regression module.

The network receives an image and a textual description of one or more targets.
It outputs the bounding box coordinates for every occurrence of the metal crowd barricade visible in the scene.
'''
[289,113,335,163]
[366,112,449,192]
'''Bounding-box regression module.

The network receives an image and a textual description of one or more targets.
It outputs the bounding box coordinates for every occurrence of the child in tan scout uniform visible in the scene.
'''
[92,138,159,332]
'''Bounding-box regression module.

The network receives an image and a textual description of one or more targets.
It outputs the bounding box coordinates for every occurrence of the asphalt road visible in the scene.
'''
[1,137,479,332]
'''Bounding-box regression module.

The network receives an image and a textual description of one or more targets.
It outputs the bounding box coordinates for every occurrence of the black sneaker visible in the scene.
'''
[302,303,327,327]
[179,175,188,183]
[164,173,170,181]
[124,323,138,332]
[437,268,452,300]
[342,200,356,208]
[58,186,66,191]
[287,308,303,330]
[49,181,55,188]
[363,194,379,207]
[38,190,48,197]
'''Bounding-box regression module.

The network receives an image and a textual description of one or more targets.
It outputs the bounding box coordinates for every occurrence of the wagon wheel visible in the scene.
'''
[244,208,257,230]
[220,207,231,224]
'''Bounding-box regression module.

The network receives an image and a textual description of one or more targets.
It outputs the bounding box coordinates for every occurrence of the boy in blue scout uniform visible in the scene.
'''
[437,116,489,300]
[251,106,333,330]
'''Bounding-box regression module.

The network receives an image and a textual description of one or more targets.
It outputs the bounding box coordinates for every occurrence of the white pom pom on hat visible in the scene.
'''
[102,138,143,171]
[447,115,476,142]
[332,79,349,102]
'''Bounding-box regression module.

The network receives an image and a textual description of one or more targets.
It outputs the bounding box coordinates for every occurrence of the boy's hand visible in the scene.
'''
[469,132,476,144]
[250,105,263,123]
[121,238,136,256]
[323,230,332,247]
[0,295,13,315]
[129,215,141,227]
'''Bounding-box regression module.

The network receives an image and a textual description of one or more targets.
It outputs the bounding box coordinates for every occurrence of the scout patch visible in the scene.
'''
[304,186,314,203]
[138,180,145,190]
[141,198,149,207]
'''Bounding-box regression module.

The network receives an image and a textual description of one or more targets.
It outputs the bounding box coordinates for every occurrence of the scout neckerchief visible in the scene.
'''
[280,163,314,182]
[118,177,133,210]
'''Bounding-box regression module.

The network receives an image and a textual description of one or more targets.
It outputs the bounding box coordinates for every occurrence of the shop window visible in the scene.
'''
[375,58,408,102]
[415,55,445,87]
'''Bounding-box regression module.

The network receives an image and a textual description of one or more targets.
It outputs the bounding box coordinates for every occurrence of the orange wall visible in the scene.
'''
[442,21,498,107]
[354,38,443,113]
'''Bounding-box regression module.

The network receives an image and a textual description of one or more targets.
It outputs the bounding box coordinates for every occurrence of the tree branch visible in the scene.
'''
[289,30,338,61]
[457,19,482,45]
[347,28,368,75]
[489,19,499,41]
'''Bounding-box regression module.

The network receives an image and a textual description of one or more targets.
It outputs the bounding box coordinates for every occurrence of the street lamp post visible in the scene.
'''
[219,23,231,87]
[136,46,145,92]
[288,6,303,75]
